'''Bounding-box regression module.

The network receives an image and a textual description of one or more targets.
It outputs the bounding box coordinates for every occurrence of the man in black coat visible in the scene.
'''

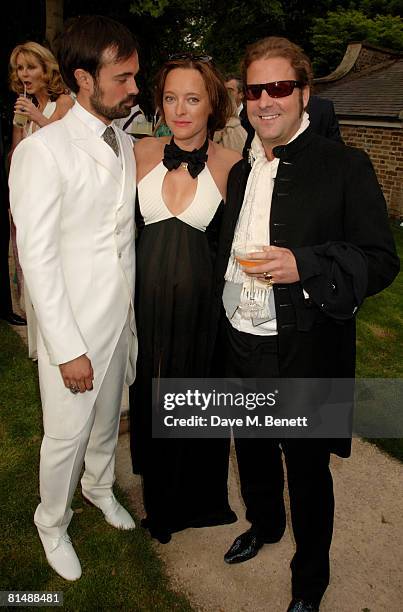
[213,37,399,612]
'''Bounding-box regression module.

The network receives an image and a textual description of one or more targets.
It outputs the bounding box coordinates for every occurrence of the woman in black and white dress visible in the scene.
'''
[130,55,241,543]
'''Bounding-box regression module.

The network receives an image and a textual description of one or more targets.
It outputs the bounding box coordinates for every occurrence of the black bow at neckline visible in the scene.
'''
[162,137,209,179]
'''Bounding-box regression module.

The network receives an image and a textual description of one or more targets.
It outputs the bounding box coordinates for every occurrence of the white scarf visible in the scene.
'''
[224,112,310,319]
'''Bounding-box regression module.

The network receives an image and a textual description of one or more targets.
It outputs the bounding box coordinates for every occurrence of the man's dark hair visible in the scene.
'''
[58,15,138,93]
[225,74,243,91]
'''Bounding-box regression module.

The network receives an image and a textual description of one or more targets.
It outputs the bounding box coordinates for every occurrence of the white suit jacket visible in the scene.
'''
[9,108,138,439]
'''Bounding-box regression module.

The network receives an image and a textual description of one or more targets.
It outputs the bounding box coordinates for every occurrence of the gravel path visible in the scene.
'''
[116,434,403,612]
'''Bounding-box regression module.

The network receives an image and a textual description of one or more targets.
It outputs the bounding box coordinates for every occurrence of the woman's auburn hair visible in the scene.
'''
[9,41,69,99]
[154,57,232,136]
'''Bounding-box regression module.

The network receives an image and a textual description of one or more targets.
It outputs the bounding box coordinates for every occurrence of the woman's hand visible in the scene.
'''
[14,96,46,128]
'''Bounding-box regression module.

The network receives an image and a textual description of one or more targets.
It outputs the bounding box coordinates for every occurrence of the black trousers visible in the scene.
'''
[218,317,334,605]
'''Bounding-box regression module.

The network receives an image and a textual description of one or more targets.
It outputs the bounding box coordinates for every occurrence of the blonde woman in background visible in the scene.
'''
[9,41,74,358]
[10,41,74,147]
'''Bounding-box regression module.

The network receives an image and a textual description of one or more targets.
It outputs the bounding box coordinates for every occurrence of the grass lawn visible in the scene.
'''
[0,321,193,611]
[356,225,403,460]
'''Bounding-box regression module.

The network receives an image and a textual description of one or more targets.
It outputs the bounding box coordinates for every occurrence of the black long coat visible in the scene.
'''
[211,127,399,456]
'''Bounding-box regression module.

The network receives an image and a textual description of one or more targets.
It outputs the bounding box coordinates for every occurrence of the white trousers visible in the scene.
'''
[34,321,130,539]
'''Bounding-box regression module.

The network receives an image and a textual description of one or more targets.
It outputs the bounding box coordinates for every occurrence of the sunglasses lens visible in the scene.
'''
[267,81,294,98]
[244,85,262,100]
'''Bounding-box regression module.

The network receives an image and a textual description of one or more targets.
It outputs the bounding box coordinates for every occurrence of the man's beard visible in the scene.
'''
[90,81,135,120]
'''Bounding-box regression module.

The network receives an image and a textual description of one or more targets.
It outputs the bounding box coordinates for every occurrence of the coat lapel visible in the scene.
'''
[64,110,122,185]
[116,130,136,208]
[216,160,250,283]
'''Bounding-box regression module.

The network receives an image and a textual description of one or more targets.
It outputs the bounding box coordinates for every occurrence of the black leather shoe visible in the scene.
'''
[0,312,27,326]
[224,528,264,564]
[287,599,319,612]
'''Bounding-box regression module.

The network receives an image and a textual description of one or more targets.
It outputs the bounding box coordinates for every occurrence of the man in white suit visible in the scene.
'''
[9,15,139,581]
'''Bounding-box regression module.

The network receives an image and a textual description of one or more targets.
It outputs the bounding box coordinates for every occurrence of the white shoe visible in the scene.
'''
[38,532,82,581]
[83,493,135,530]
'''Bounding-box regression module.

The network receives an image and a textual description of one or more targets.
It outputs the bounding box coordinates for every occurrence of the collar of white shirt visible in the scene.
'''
[72,101,115,139]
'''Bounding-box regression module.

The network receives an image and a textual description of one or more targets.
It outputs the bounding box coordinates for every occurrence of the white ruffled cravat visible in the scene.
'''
[224,112,310,320]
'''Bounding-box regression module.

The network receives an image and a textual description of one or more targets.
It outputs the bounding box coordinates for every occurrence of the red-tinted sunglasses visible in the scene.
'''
[244,80,302,100]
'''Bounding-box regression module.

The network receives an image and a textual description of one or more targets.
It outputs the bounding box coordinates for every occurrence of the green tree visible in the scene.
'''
[371,13,403,49]
[201,0,286,72]
[311,9,403,75]
[354,0,402,17]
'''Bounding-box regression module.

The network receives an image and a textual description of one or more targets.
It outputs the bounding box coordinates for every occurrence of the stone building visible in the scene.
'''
[314,43,403,219]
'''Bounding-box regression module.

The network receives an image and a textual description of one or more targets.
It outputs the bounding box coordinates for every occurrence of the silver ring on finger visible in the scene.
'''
[69,385,80,395]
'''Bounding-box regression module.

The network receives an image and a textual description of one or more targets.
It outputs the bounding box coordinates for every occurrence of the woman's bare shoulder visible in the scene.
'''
[55,94,74,111]
[56,94,74,110]
[134,136,158,150]
[134,137,167,180]
[51,94,74,121]
[134,136,164,157]
[57,93,74,103]
[210,141,242,168]
[207,142,243,202]
[212,140,242,161]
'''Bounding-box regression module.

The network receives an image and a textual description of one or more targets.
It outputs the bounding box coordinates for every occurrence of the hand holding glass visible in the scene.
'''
[234,244,266,316]
[13,84,28,128]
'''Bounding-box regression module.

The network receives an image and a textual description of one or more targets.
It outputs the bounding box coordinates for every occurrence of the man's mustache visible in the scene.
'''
[121,95,137,106]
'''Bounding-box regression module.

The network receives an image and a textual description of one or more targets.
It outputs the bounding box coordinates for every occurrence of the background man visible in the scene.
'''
[9,15,139,581]
[224,74,244,114]
[225,74,255,143]
[213,37,399,612]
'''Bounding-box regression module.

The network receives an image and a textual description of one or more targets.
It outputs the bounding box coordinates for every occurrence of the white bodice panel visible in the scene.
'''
[137,162,222,232]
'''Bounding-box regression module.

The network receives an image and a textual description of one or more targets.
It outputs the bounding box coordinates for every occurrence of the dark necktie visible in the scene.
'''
[102,126,119,157]
[162,137,208,179]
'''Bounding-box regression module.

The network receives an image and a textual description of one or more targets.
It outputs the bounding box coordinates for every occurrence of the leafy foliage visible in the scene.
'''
[311,9,403,75]
[130,0,171,18]
[355,0,402,17]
